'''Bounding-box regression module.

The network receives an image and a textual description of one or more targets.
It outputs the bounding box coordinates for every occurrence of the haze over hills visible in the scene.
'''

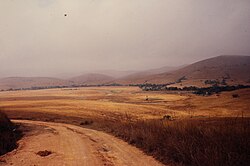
[91,70,138,78]
[0,66,180,90]
[0,74,114,90]
[114,55,250,86]
[0,77,72,90]
[69,73,114,85]
[111,65,185,84]
[0,55,249,90]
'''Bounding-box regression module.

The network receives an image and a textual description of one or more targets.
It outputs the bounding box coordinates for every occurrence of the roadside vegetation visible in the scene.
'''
[3,109,250,165]
[98,117,250,166]
[0,111,21,156]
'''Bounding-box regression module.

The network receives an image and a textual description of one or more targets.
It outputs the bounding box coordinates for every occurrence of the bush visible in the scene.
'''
[0,111,20,155]
[80,120,93,126]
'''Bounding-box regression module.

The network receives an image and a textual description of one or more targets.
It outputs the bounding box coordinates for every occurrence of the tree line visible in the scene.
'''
[138,84,250,95]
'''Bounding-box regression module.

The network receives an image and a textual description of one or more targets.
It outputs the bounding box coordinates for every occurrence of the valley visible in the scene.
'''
[0,86,249,165]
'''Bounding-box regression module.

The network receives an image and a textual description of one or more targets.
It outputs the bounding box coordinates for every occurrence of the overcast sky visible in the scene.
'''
[0,0,250,77]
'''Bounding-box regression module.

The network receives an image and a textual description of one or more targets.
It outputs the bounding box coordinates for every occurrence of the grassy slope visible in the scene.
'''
[114,55,250,86]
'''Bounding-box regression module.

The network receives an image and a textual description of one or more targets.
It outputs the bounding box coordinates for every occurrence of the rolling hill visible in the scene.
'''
[0,77,72,90]
[111,65,183,84]
[1,56,249,89]
[112,55,250,87]
[92,70,138,78]
[69,73,114,85]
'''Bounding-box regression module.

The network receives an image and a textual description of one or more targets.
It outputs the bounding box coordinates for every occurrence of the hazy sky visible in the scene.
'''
[0,0,250,77]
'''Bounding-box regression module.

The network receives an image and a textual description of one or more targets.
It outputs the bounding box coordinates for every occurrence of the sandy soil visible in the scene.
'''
[0,120,163,166]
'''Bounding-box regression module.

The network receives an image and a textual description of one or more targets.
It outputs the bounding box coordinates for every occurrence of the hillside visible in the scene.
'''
[113,55,250,87]
[112,65,183,84]
[92,70,138,78]
[1,56,249,89]
[0,77,72,90]
[70,73,114,85]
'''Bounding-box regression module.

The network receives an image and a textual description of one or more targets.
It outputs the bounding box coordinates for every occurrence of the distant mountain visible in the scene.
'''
[69,73,114,85]
[0,77,72,90]
[1,56,249,89]
[92,70,138,78]
[113,55,250,86]
[112,65,183,84]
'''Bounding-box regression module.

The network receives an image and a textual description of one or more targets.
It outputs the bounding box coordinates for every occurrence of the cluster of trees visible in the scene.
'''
[194,85,250,95]
[204,80,220,85]
[139,84,250,96]
[139,84,169,91]
[1,79,249,96]
[139,84,198,91]
[137,76,188,91]
[176,76,187,83]
[0,84,124,92]
[204,79,227,86]
[2,86,70,91]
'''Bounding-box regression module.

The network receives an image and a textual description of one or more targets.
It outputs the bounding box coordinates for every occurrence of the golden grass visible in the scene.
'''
[99,117,250,166]
[0,87,249,121]
[0,87,249,165]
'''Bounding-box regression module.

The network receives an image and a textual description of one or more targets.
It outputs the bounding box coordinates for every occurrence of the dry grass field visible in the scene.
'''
[0,86,250,165]
[0,86,249,120]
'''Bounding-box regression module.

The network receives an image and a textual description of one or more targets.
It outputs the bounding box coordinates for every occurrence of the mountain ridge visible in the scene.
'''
[0,55,249,90]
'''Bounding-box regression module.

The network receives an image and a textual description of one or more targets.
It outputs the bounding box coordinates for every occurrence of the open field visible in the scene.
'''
[0,86,249,120]
[0,86,250,165]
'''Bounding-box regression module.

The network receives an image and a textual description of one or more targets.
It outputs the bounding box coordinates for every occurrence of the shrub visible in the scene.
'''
[80,120,93,126]
[163,115,172,120]
[0,111,20,155]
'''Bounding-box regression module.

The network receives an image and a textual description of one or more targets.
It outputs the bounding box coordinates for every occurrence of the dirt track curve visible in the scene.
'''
[0,120,164,166]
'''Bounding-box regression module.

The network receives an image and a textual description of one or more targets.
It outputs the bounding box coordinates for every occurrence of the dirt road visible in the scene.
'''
[0,120,163,166]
